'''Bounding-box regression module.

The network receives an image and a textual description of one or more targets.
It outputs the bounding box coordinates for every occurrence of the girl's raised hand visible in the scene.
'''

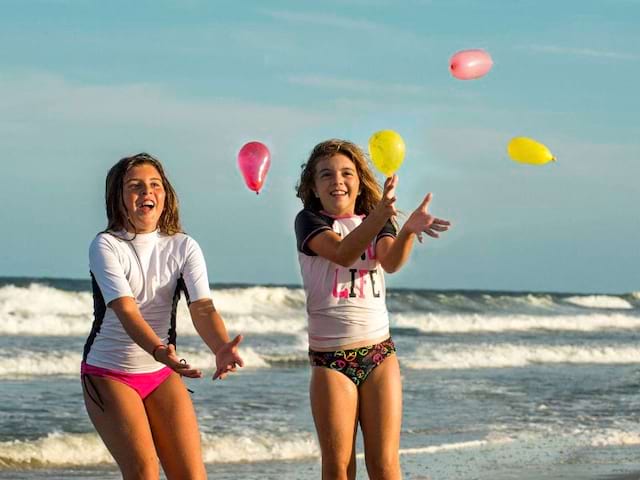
[213,335,245,380]
[404,193,451,243]
[373,175,398,220]
[155,344,203,378]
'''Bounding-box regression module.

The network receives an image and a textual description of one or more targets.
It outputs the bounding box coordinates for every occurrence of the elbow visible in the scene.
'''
[332,249,359,268]
[378,254,398,274]
[335,257,356,268]
[381,263,399,274]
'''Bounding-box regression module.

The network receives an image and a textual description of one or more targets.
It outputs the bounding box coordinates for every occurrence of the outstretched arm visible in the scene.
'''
[110,296,203,377]
[377,193,451,273]
[308,175,398,266]
[188,299,244,380]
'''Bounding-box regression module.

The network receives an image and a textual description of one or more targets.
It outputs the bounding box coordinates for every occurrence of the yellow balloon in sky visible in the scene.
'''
[507,137,556,165]
[368,130,406,176]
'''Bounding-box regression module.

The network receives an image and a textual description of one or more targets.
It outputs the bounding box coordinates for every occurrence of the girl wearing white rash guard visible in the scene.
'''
[295,140,451,480]
[82,153,243,480]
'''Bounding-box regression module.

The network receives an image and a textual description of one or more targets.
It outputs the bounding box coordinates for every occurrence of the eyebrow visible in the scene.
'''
[125,177,163,183]
[317,167,355,174]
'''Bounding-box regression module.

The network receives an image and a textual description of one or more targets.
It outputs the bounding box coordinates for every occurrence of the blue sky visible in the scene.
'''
[0,0,638,293]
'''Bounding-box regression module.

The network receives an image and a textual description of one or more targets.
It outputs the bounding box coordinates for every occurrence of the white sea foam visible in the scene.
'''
[395,437,512,456]
[0,432,112,468]
[212,286,306,314]
[200,432,318,463]
[0,284,307,336]
[404,343,640,370]
[0,284,94,336]
[8,340,640,377]
[590,430,640,447]
[392,312,640,334]
[2,283,638,337]
[0,429,518,469]
[0,431,317,468]
[0,347,270,378]
[564,295,633,310]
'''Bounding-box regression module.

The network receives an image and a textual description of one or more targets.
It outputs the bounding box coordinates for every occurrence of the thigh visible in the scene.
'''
[82,375,159,479]
[309,366,360,465]
[359,354,403,460]
[144,372,206,480]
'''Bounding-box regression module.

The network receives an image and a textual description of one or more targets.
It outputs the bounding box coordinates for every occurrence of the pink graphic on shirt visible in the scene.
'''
[366,243,376,260]
[332,268,350,298]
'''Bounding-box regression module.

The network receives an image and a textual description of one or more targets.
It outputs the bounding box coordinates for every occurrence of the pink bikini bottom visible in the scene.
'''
[81,362,174,411]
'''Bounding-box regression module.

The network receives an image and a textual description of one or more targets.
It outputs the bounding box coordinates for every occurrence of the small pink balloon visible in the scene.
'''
[449,49,493,80]
[237,141,271,194]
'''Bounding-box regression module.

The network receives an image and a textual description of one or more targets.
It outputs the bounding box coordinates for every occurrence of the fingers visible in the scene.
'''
[173,360,202,378]
[419,192,432,211]
[234,355,245,368]
[213,363,238,381]
[432,217,451,226]
[230,334,243,347]
[178,368,203,378]
[389,174,398,189]
[382,175,398,197]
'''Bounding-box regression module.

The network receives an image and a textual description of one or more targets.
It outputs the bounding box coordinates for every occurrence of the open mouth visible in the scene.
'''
[139,200,155,213]
[330,190,348,197]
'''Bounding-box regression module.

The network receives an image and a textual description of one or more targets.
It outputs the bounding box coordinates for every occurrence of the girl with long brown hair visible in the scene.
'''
[82,153,243,479]
[295,139,451,479]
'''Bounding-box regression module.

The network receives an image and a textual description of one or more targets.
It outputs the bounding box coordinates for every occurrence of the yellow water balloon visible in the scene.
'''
[368,130,406,176]
[507,137,555,166]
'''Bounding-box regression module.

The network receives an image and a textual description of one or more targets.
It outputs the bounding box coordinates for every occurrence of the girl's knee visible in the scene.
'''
[322,457,354,480]
[166,466,206,480]
[121,459,159,480]
[366,454,401,480]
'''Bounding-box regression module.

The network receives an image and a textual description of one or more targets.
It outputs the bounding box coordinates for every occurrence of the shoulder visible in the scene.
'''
[89,232,123,253]
[165,233,205,259]
[175,232,201,249]
[295,209,334,255]
[295,209,333,228]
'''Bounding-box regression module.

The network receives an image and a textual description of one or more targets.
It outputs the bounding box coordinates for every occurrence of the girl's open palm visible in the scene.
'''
[214,335,245,380]
[405,193,451,243]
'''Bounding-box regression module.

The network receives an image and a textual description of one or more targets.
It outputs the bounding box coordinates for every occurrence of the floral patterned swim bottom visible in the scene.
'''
[308,338,396,387]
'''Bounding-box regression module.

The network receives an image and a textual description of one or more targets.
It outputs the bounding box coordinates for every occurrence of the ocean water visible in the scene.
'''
[1,277,640,479]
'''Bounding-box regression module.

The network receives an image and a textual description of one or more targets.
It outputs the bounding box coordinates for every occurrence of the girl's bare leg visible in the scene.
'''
[310,367,359,480]
[359,355,403,480]
[145,373,207,480]
[83,376,160,480]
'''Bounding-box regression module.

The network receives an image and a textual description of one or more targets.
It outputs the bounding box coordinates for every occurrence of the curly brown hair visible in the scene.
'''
[296,139,382,215]
[104,153,182,235]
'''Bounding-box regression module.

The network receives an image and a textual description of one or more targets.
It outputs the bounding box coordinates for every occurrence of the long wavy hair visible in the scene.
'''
[296,139,382,215]
[104,153,182,235]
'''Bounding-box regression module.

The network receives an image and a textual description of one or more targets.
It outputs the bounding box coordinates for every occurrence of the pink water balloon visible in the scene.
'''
[449,49,493,80]
[237,141,271,194]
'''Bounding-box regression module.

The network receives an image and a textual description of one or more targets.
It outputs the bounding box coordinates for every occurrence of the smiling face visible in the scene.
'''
[313,153,361,216]
[122,163,166,233]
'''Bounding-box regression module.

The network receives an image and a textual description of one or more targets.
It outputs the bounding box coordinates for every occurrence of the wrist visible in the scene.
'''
[152,344,167,361]
[398,226,418,242]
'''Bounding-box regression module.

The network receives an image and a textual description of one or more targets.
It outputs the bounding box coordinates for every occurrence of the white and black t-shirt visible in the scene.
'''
[83,230,211,373]
[295,209,396,350]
